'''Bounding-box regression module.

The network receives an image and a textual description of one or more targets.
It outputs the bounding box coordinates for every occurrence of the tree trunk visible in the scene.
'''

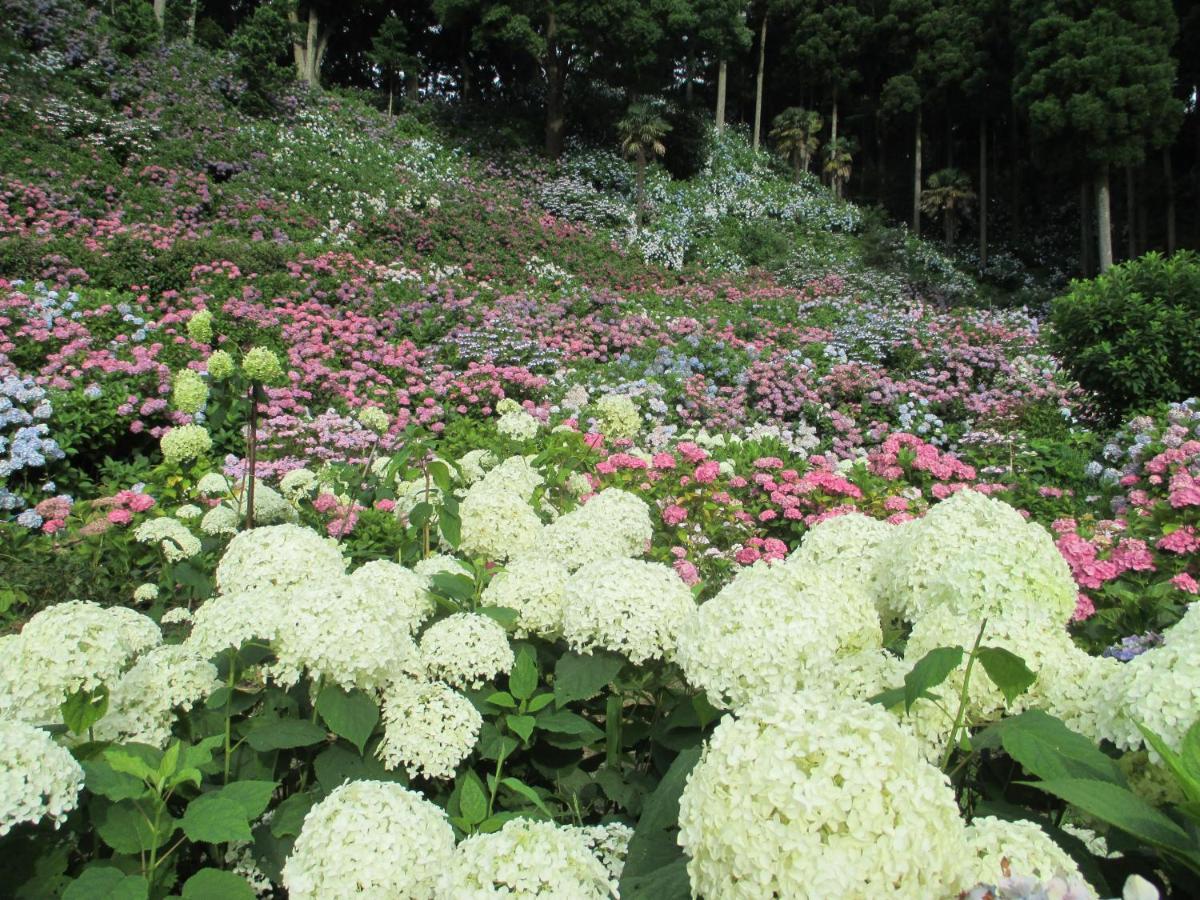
[684,43,694,104]
[387,83,394,117]
[153,0,165,31]
[1164,145,1176,254]
[979,119,988,269]
[1124,165,1136,259]
[1096,165,1113,273]
[288,7,305,79]
[793,152,801,181]
[544,8,566,159]
[1079,181,1093,277]
[945,211,954,245]
[830,93,838,153]
[715,59,727,133]
[752,14,767,151]
[187,0,197,44]
[406,71,419,102]
[912,106,922,233]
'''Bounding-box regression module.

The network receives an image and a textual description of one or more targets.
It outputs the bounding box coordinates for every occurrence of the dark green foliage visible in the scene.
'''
[106,0,160,57]
[660,102,710,180]
[1050,251,1200,419]
[228,0,294,112]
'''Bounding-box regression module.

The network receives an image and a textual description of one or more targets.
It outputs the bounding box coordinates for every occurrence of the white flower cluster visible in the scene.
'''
[536,488,652,570]
[413,553,473,581]
[279,467,319,501]
[677,558,882,709]
[456,448,497,485]
[185,589,286,658]
[282,780,455,899]
[0,721,85,837]
[496,398,542,441]
[562,558,696,664]
[377,677,482,780]
[961,817,1086,889]
[436,818,616,898]
[782,512,896,619]
[595,393,640,440]
[576,821,635,883]
[481,555,570,638]
[678,690,966,899]
[351,560,435,634]
[420,613,514,689]
[458,480,544,561]
[0,601,161,723]
[221,481,299,527]
[134,516,202,562]
[216,524,346,595]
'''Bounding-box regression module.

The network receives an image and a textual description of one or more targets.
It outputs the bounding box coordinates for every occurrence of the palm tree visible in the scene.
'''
[920,168,977,245]
[823,136,855,199]
[617,102,671,229]
[770,107,822,179]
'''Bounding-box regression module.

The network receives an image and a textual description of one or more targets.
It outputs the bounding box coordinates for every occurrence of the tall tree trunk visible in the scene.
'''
[1164,145,1176,254]
[153,0,166,31]
[715,59,727,133]
[288,7,305,79]
[830,92,838,152]
[1124,165,1136,259]
[387,82,394,117]
[979,119,988,269]
[752,14,767,151]
[792,152,801,181]
[1079,181,1093,277]
[406,71,419,102]
[187,0,197,44]
[684,42,694,104]
[544,8,566,159]
[912,106,922,233]
[1096,165,1113,273]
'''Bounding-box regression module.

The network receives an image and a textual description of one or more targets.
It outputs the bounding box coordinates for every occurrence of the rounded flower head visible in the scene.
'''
[171,368,209,414]
[350,560,434,633]
[356,406,390,436]
[477,454,545,499]
[413,553,473,582]
[216,524,345,595]
[678,691,966,899]
[279,468,319,501]
[205,348,234,381]
[457,448,498,485]
[91,645,220,747]
[282,780,454,899]
[882,490,1076,626]
[497,405,542,441]
[0,721,85,837]
[960,817,1086,891]
[561,558,696,664]
[160,424,212,465]
[134,517,202,562]
[676,563,882,709]
[783,512,897,618]
[420,613,514,689]
[595,393,640,440]
[537,488,653,570]
[186,309,214,343]
[458,482,544,562]
[481,554,570,638]
[242,346,284,383]
[437,818,615,898]
[184,589,286,659]
[377,677,482,780]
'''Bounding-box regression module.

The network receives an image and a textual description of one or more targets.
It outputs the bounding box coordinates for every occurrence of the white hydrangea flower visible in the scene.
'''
[0,721,85,837]
[457,448,498,485]
[437,818,615,898]
[1030,643,1122,745]
[216,525,345,595]
[270,577,420,691]
[595,393,640,440]
[185,590,285,659]
[0,602,161,724]
[134,517,202,562]
[282,780,454,899]
[230,481,298,525]
[349,560,434,634]
[458,482,544,562]
[161,607,193,627]
[420,613,514,689]
[279,468,319,502]
[537,488,652,570]
[497,406,542,441]
[960,817,1087,891]
[476,454,545,499]
[133,583,159,603]
[413,554,473,582]
[377,677,482,780]
[882,490,1076,626]
[678,690,966,899]
[676,563,882,709]
[561,558,696,664]
[576,821,635,883]
[480,554,570,638]
[200,504,239,536]
[196,472,231,496]
[174,504,203,520]
[91,645,220,747]
[782,512,897,619]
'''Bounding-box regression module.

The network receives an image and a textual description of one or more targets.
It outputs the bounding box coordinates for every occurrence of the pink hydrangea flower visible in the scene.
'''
[1170,572,1199,594]
[107,509,133,525]
[694,461,720,484]
[674,560,700,586]
[1071,593,1096,622]
[662,505,688,526]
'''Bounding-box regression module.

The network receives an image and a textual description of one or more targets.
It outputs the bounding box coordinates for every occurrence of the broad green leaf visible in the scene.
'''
[93,799,176,854]
[1023,778,1194,851]
[431,572,475,603]
[1182,720,1200,783]
[976,646,1036,704]
[554,651,624,707]
[317,685,379,755]
[245,718,327,752]
[61,685,109,736]
[527,693,554,713]
[103,748,158,783]
[485,691,517,708]
[158,741,181,781]
[620,858,690,900]
[428,461,454,493]
[180,795,253,844]
[500,776,553,817]
[506,714,536,742]
[477,605,518,628]
[536,709,604,742]
[215,781,277,820]
[270,792,317,838]
[62,868,148,900]
[181,868,255,900]
[867,686,907,709]
[1136,722,1200,804]
[82,760,146,802]
[509,647,538,701]
[409,501,433,529]
[313,744,406,791]
[620,747,702,886]
[438,508,461,548]
[903,646,963,713]
[460,775,489,826]
[996,710,1126,784]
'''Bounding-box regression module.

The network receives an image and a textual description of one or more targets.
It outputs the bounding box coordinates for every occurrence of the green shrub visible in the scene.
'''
[1049,251,1200,420]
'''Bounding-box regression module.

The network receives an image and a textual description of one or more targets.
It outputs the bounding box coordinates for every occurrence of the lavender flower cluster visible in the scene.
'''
[0,360,65,513]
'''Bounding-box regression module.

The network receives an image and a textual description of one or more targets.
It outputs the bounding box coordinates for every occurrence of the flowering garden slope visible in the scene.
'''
[0,36,1198,900]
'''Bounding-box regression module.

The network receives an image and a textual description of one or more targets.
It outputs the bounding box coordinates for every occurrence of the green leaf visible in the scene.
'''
[314,744,406,792]
[62,869,148,900]
[94,799,176,854]
[621,747,702,889]
[536,709,604,742]
[506,714,536,742]
[1023,778,1194,851]
[102,748,158,784]
[83,759,146,801]
[509,647,538,701]
[994,710,1126,784]
[245,718,327,752]
[620,858,690,899]
[61,684,109,736]
[477,605,518,628]
[180,795,253,844]
[409,501,433,529]
[181,868,255,900]
[460,775,488,826]
[976,646,1037,704]
[527,693,554,713]
[484,691,518,709]
[554,651,624,707]
[1181,719,1200,783]
[215,781,277,820]
[432,572,475,603]
[1136,722,1200,805]
[317,685,379,755]
[903,646,963,712]
[270,792,317,838]
[867,686,907,709]
[500,776,553,817]
[428,461,454,493]
[439,508,461,548]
